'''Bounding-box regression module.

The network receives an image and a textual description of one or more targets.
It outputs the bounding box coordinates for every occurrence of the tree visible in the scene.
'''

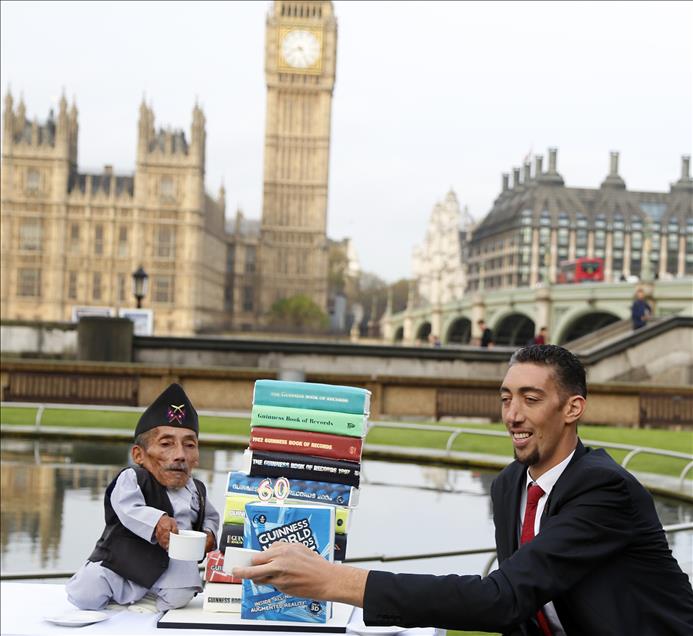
[268,294,329,332]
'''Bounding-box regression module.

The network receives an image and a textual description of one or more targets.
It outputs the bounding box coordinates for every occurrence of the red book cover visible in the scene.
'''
[249,426,363,462]
[205,549,241,584]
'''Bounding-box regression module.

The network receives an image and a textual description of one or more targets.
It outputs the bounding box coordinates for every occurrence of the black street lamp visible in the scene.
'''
[132,266,149,308]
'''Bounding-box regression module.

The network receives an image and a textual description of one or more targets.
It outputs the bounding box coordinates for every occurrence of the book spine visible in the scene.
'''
[227,471,359,508]
[251,404,366,438]
[223,493,350,533]
[219,522,244,549]
[334,532,347,562]
[253,379,370,415]
[243,449,361,488]
[205,549,241,584]
[250,426,363,462]
[203,582,242,613]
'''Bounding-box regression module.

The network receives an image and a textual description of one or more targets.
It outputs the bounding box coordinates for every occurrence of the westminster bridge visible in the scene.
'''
[380,279,693,346]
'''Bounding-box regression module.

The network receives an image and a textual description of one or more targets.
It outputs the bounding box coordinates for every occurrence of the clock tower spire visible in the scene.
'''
[258,1,337,321]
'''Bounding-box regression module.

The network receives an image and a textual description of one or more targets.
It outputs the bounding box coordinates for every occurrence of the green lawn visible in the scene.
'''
[1,405,691,478]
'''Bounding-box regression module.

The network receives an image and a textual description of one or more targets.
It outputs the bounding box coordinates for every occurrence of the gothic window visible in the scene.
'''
[68,272,78,300]
[243,286,254,312]
[69,223,80,254]
[520,209,532,226]
[117,227,128,257]
[153,275,175,304]
[94,224,104,256]
[686,220,693,274]
[540,211,551,226]
[26,168,40,194]
[17,268,41,297]
[245,246,256,273]
[19,218,42,251]
[224,284,234,312]
[160,176,175,202]
[92,272,102,300]
[117,273,126,302]
[155,226,176,259]
[226,245,235,273]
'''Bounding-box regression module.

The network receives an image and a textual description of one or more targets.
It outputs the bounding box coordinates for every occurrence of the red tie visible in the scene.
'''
[521,482,553,636]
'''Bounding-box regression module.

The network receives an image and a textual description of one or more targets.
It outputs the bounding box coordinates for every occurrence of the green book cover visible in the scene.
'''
[250,404,366,438]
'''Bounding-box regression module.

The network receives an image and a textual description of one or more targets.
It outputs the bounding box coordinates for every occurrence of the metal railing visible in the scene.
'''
[368,421,693,489]
[3,402,692,487]
[2,522,691,582]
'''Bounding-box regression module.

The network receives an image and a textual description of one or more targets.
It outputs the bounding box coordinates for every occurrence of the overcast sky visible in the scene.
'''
[2,1,691,282]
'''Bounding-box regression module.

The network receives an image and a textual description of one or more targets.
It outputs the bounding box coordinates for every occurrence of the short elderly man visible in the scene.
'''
[236,346,693,634]
[66,383,219,612]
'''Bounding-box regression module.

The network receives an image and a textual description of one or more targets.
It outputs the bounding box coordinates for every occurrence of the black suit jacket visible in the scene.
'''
[363,440,693,635]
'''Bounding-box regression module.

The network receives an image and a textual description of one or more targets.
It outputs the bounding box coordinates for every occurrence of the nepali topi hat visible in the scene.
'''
[134,383,199,439]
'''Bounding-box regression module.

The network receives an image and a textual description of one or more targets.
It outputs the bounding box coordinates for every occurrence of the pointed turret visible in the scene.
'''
[3,88,13,145]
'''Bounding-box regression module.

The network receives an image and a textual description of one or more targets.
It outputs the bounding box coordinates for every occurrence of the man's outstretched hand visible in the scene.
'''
[232,541,368,607]
[155,514,178,550]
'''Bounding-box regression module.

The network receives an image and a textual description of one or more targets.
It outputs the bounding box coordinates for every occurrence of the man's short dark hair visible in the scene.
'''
[133,429,154,449]
[509,344,587,399]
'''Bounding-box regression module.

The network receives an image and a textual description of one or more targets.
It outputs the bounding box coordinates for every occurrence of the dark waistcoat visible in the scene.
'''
[88,465,206,588]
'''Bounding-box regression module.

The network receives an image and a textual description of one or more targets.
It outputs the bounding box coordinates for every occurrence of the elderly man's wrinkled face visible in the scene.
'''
[132,426,199,489]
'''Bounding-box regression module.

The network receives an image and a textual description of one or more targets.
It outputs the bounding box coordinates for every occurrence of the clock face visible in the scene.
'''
[281,29,320,69]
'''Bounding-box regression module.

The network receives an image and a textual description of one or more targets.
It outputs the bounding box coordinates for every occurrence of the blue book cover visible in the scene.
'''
[253,379,371,415]
[241,502,335,623]
[226,471,360,507]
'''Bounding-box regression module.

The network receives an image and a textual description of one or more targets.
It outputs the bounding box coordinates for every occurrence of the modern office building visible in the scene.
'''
[465,149,692,293]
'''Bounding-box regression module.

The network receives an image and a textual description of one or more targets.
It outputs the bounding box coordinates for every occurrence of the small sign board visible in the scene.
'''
[118,308,154,336]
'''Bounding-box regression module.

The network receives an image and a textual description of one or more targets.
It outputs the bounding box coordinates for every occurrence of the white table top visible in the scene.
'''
[0,583,440,636]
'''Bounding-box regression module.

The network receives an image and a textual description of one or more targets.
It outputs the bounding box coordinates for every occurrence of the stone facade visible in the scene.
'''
[257,0,337,319]
[0,92,227,335]
[411,189,476,306]
[467,149,693,293]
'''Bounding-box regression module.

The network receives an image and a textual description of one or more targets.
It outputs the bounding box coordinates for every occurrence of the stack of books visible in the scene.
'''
[218,380,370,622]
[221,380,370,564]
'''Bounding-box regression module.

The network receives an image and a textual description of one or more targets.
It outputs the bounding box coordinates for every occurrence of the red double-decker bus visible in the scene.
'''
[557,257,605,284]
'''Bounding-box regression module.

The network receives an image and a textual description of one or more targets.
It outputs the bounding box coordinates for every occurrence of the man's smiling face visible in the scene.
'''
[132,426,199,489]
[500,362,580,479]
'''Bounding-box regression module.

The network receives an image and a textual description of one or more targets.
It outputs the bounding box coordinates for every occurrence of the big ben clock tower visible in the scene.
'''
[258,1,337,320]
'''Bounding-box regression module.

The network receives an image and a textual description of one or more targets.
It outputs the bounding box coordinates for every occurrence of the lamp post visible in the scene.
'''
[132,266,148,309]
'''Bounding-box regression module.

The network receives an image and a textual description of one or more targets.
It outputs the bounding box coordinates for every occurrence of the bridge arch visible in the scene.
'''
[415,321,432,343]
[444,316,472,344]
[557,309,621,344]
[492,312,536,347]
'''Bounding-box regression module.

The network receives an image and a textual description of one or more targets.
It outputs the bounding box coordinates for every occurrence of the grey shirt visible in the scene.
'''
[111,467,220,589]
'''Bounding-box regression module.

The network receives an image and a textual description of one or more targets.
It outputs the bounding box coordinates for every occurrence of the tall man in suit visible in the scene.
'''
[236,345,693,635]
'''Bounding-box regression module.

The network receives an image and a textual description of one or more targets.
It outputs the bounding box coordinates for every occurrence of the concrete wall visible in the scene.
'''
[0,322,77,357]
[2,359,691,427]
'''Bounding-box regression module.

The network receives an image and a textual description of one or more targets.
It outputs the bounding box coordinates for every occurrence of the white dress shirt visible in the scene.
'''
[518,450,575,636]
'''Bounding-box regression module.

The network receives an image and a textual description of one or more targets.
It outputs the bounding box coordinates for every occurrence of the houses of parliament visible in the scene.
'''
[0,1,338,335]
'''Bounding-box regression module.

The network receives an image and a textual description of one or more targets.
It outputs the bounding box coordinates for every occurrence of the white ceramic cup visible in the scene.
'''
[168,529,207,561]
[223,547,260,573]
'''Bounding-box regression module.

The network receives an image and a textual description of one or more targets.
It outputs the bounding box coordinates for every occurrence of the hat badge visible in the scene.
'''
[167,403,186,425]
